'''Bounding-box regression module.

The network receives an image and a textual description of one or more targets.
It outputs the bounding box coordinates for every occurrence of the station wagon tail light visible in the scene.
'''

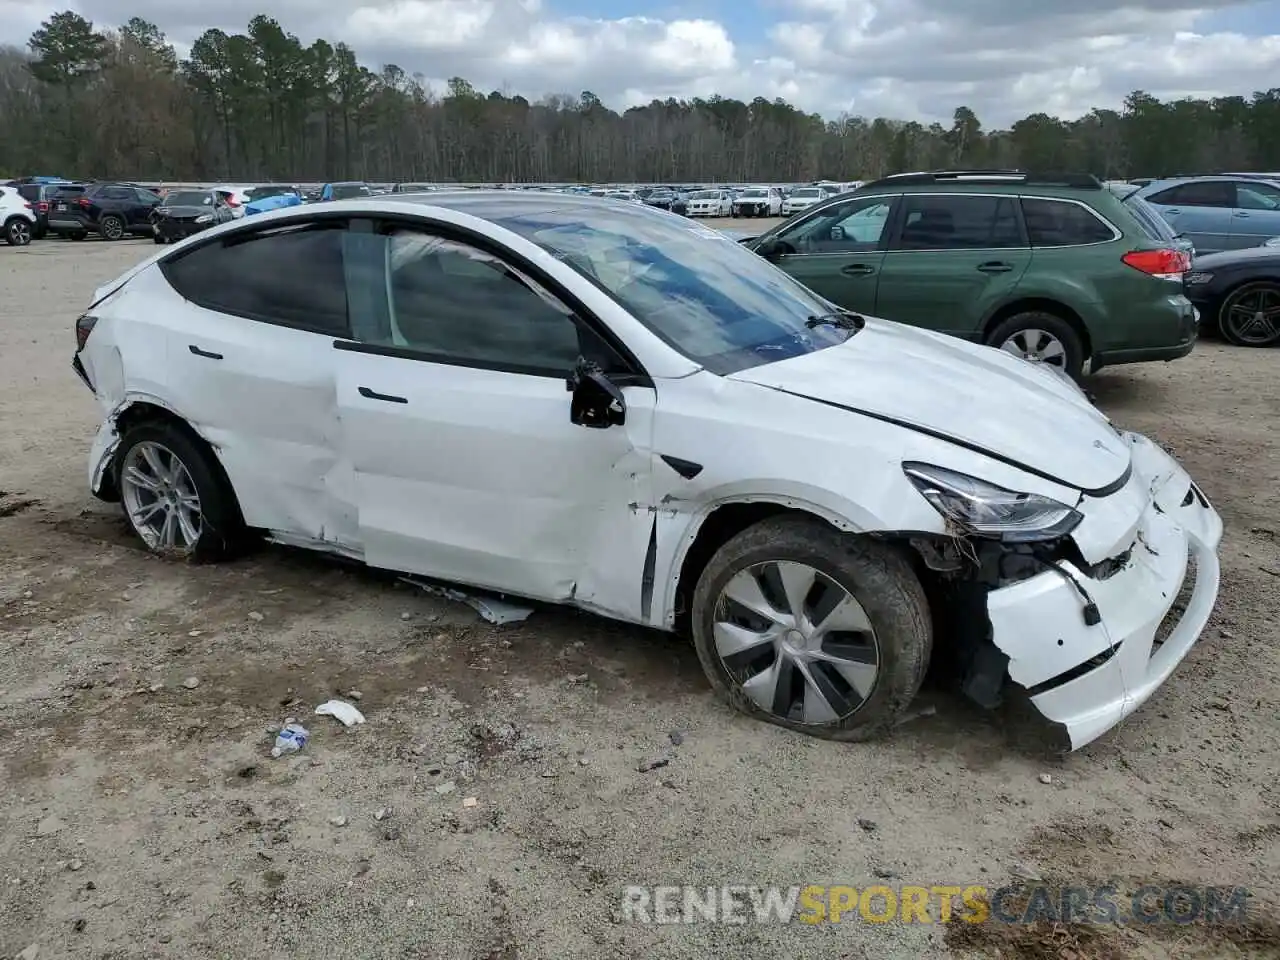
[1122,248,1190,280]
[75,313,98,352]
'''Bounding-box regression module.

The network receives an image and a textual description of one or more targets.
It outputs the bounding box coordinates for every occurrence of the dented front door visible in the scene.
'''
[334,349,658,619]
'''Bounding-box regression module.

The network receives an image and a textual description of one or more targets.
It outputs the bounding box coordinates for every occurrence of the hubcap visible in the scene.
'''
[119,441,203,551]
[712,561,880,725]
[1000,328,1066,367]
[1224,286,1280,345]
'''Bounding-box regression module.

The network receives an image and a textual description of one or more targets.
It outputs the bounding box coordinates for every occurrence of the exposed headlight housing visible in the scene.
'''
[903,463,1083,542]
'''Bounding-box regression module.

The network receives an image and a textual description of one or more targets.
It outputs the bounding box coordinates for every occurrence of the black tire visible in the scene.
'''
[4,217,32,246]
[985,310,1085,380]
[113,420,247,561]
[153,234,166,244]
[1217,281,1280,347]
[690,516,932,741]
[100,215,125,241]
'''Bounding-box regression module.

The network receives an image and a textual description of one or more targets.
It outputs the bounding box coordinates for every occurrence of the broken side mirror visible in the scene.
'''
[566,358,626,428]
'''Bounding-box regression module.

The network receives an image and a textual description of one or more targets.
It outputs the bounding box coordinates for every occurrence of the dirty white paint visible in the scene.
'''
[78,197,1224,750]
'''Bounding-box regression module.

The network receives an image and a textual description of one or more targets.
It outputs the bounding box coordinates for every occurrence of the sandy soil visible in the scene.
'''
[1,227,1278,960]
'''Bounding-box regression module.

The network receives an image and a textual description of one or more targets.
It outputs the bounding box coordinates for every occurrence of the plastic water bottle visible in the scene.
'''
[271,723,309,758]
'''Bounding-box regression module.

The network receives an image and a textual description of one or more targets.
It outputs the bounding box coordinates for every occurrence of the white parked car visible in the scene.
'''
[686,190,733,217]
[781,187,827,216]
[72,193,1222,750]
[732,187,783,218]
[0,185,38,245]
[212,184,256,218]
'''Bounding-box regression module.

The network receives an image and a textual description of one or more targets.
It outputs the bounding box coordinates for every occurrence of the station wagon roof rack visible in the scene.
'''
[860,170,1103,190]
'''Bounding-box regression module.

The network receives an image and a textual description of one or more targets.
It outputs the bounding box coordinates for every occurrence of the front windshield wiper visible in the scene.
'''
[805,311,865,333]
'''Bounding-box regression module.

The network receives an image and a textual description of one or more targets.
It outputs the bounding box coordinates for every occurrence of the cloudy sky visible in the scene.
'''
[2,0,1280,125]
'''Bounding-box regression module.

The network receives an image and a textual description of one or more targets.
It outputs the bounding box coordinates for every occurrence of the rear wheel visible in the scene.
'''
[4,217,32,246]
[114,421,246,561]
[100,215,125,241]
[691,516,932,741]
[986,310,1085,380]
[1218,281,1280,347]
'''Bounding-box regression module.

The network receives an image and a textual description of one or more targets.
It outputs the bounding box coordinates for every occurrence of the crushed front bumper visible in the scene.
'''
[986,432,1223,750]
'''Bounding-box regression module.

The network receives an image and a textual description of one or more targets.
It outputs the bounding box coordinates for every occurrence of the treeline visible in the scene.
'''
[4,11,1280,183]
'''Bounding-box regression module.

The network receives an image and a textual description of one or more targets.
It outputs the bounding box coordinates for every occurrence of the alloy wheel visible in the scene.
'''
[119,441,204,552]
[102,217,124,241]
[712,560,880,724]
[1221,284,1280,346]
[8,220,31,246]
[1000,328,1067,368]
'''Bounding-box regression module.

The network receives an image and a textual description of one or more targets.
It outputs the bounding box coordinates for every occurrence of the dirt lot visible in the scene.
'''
[1,227,1278,960]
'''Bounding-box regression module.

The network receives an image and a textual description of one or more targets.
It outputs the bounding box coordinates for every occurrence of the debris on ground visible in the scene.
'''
[329,816,348,827]
[1038,773,1053,784]
[400,576,534,624]
[638,756,671,773]
[36,815,64,837]
[182,676,200,689]
[858,818,878,832]
[1010,861,1043,881]
[668,730,684,746]
[315,699,366,727]
[374,807,392,821]
[270,723,309,758]
[568,674,589,684]
[462,797,478,808]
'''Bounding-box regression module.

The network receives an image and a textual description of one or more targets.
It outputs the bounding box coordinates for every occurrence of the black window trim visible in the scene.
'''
[884,191,1029,253]
[157,209,652,386]
[331,213,652,387]
[158,214,355,338]
[1017,195,1122,249]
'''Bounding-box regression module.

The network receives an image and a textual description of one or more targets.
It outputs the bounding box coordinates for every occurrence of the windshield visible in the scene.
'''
[741,188,768,197]
[792,188,821,197]
[496,207,851,374]
[691,191,720,200]
[165,191,212,206]
[332,184,371,199]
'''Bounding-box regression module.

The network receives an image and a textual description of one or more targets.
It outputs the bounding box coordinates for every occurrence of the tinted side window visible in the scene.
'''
[1148,182,1233,207]
[17,185,39,202]
[162,223,350,336]
[343,228,600,376]
[894,195,1023,250]
[1021,199,1116,247]
[101,186,132,200]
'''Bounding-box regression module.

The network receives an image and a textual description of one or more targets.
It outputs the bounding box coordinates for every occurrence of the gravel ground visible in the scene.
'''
[1,227,1278,960]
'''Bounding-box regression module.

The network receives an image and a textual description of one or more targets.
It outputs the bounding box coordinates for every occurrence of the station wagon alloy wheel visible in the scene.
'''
[713,560,881,724]
[120,441,204,551]
[1219,282,1280,347]
[999,328,1067,368]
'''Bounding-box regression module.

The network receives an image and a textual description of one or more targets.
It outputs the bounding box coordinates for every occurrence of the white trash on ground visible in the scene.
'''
[271,723,309,757]
[315,699,366,727]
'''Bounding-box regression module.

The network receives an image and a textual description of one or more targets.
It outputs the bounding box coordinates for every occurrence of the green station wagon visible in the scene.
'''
[746,171,1199,378]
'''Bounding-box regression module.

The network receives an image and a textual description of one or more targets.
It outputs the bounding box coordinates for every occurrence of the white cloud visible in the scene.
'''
[3,0,1280,125]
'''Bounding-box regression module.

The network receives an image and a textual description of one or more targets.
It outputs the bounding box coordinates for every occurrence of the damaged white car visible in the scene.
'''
[72,193,1223,750]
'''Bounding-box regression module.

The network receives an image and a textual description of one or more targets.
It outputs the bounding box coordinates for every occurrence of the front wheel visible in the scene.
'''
[114,421,246,561]
[4,217,32,246]
[100,215,125,241]
[690,516,932,741]
[986,310,1085,380]
[1217,281,1280,347]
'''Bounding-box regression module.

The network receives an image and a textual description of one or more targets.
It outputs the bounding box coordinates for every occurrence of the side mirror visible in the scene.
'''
[566,358,625,428]
[753,239,784,260]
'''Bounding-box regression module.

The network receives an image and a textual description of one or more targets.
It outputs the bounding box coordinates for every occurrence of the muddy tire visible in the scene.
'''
[986,310,1085,380]
[690,516,932,741]
[113,420,247,561]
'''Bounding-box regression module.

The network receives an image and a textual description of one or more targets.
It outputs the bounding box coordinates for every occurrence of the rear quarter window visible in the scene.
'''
[160,222,351,337]
[1020,198,1117,247]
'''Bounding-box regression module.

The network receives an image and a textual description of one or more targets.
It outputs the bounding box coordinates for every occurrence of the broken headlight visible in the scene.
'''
[902,463,1083,542]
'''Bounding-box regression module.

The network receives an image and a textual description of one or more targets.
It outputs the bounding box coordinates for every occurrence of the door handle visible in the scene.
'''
[977,262,1014,273]
[1164,208,1182,215]
[188,344,222,360]
[1234,211,1249,218]
[841,264,875,276]
[358,386,408,404]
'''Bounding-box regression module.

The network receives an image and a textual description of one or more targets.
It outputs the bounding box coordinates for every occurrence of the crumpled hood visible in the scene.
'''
[729,318,1131,493]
